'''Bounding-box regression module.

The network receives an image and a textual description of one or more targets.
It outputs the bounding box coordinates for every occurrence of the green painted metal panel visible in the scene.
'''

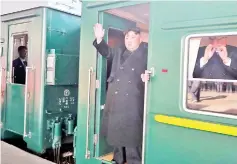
[145,115,237,164]
[147,2,237,127]
[44,86,78,115]
[144,2,237,164]
[48,54,79,85]
[54,54,79,85]
[5,84,25,135]
[45,8,80,86]
[42,8,81,151]
[46,9,80,55]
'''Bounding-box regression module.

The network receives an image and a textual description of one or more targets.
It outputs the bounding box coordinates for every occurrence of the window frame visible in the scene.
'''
[9,32,28,84]
[181,31,237,120]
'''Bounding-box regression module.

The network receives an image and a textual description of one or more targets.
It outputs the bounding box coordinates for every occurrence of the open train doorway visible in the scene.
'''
[94,3,150,163]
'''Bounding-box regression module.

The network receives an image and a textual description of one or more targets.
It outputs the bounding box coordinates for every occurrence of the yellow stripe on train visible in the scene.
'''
[154,115,237,137]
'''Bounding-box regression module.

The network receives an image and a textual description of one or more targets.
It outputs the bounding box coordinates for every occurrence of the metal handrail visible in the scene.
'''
[142,67,154,164]
[85,67,94,159]
[23,66,34,138]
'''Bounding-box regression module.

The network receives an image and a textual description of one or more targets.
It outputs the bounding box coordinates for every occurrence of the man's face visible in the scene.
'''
[124,31,141,52]
[19,48,27,59]
[209,36,227,48]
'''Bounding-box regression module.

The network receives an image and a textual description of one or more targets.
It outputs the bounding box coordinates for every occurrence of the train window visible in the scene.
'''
[11,34,28,84]
[184,34,237,118]
[12,34,28,60]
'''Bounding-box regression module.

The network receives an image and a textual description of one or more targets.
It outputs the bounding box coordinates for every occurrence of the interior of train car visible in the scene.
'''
[94,3,150,162]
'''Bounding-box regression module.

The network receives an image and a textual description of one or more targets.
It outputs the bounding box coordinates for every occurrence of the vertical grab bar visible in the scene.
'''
[0,68,3,102]
[142,68,154,164]
[0,68,6,102]
[85,67,93,159]
[0,67,5,123]
[12,67,15,83]
[23,66,34,138]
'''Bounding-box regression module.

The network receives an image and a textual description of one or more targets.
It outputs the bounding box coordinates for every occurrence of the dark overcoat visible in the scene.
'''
[12,58,26,84]
[193,45,237,80]
[93,39,148,147]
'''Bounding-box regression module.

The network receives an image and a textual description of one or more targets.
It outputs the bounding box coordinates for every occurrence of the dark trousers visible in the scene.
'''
[113,146,142,164]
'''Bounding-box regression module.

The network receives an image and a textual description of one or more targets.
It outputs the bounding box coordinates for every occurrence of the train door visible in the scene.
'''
[92,3,150,163]
[4,21,31,135]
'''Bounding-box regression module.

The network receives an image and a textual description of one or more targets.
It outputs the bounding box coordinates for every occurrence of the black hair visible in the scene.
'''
[18,46,27,52]
[124,27,141,35]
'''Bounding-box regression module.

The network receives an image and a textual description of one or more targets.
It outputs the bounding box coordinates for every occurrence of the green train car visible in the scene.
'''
[75,1,237,164]
[0,6,81,158]
[1,1,237,164]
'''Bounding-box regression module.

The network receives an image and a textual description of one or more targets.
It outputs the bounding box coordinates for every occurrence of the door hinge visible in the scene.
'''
[93,134,98,145]
[96,80,100,89]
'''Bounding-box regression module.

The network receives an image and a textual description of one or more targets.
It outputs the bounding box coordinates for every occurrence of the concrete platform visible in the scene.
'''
[0,141,55,164]
[187,91,237,115]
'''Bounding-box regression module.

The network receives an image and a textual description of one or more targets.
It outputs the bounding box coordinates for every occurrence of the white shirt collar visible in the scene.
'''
[20,58,26,62]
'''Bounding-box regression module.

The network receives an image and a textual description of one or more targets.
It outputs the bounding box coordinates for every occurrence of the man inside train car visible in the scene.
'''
[192,36,237,80]
[12,46,27,84]
[93,23,149,164]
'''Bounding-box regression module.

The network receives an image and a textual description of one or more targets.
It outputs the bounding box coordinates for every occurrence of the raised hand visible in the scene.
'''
[141,73,150,82]
[203,44,215,62]
[93,23,105,43]
[217,46,230,64]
